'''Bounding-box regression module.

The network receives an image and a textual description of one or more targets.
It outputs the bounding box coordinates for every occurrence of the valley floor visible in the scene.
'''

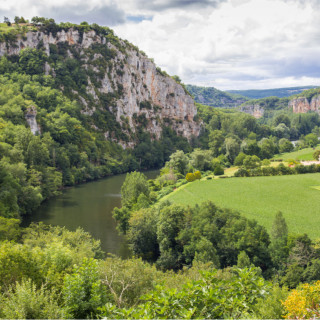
[164,173,320,239]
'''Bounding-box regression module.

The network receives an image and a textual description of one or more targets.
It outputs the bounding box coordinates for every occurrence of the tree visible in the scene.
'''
[208,130,224,157]
[190,149,212,171]
[4,17,11,26]
[269,212,289,270]
[313,149,320,160]
[259,138,277,159]
[304,133,318,147]
[120,171,150,208]
[156,204,185,270]
[63,258,106,319]
[165,150,189,175]
[279,138,294,153]
[243,155,261,170]
[274,114,291,127]
[19,48,47,75]
[224,137,240,163]
[237,251,251,268]
[234,152,246,166]
[128,208,159,262]
[0,216,20,241]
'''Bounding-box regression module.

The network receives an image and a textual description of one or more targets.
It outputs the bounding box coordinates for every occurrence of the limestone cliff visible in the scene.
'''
[0,28,201,145]
[239,104,264,119]
[289,95,320,114]
[25,105,41,135]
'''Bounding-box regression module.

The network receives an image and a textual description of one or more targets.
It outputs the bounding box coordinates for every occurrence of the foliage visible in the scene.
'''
[120,171,150,208]
[304,133,319,147]
[194,170,201,180]
[313,149,320,160]
[101,267,269,319]
[185,172,196,182]
[0,279,65,319]
[186,84,248,108]
[0,216,20,241]
[283,281,320,319]
[63,258,107,319]
[165,150,189,175]
[100,256,161,308]
[213,164,224,175]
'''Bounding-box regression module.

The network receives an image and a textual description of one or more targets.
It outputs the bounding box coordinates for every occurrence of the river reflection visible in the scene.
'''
[23,170,159,257]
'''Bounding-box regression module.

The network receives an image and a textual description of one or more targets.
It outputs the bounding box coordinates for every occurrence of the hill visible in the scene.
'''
[186,84,248,108]
[228,86,319,99]
[0,19,200,218]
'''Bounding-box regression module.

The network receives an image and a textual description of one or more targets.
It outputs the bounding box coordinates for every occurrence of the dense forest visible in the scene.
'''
[1,17,320,319]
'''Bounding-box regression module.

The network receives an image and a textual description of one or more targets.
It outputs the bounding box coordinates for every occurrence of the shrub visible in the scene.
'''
[185,173,195,182]
[283,281,320,319]
[213,165,224,176]
[313,149,320,160]
[194,171,201,180]
[0,279,65,319]
[234,168,250,177]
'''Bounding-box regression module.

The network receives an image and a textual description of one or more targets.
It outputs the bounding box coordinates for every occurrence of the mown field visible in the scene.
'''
[273,147,320,161]
[164,173,320,239]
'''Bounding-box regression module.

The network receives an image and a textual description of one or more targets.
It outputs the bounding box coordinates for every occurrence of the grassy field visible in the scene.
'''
[273,147,320,161]
[164,173,320,239]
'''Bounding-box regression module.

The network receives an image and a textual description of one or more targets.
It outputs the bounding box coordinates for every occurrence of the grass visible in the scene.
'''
[164,173,320,239]
[273,147,320,161]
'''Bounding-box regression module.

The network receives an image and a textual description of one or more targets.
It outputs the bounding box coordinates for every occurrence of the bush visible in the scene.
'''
[185,173,195,182]
[313,149,320,160]
[0,279,65,319]
[283,281,320,319]
[194,171,201,180]
[213,165,224,176]
[234,168,250,177]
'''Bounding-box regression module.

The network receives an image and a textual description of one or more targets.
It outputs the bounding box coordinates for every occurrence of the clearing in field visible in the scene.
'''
[165,173,320,239]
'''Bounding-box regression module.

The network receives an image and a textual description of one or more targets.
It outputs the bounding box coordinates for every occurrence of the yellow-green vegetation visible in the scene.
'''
[165,173,320,239]
[273,147,320,161]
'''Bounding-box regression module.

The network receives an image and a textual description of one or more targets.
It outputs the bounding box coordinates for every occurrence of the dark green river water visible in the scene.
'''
[23,170,159,256]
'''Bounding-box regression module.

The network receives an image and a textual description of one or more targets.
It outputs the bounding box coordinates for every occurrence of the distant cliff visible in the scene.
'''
[238,88,320,118]
[239,104,264,119]
[289,95,320,114]
[0,27,201,146]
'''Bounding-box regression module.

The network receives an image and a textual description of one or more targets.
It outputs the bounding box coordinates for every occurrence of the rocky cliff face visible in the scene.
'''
[25,105,41,135]
[239,104,264,119]
[289,96,320,114]
[0,29,201,144]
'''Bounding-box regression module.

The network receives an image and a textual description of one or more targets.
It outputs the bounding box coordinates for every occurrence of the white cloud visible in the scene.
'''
[1,0,320,89]
[114,0,320,90]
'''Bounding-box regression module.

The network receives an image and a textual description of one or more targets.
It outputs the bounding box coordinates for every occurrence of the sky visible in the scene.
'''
[1,0,320,90]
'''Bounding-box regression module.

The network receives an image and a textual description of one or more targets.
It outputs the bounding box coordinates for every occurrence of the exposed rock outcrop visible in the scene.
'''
[0,29,201,144]
[289,96,320,114]
[239,104,264,119]
[25,106,41,135]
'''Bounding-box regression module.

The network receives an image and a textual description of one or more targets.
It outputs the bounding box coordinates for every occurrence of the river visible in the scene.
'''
[23,170,159,257]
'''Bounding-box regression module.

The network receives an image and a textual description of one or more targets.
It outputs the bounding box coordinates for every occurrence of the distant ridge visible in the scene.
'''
[227,86,319,99]
[186,84,248,108]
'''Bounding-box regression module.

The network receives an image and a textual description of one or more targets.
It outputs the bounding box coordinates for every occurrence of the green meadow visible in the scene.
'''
[165,173,320,239]
[273,147,320,161]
